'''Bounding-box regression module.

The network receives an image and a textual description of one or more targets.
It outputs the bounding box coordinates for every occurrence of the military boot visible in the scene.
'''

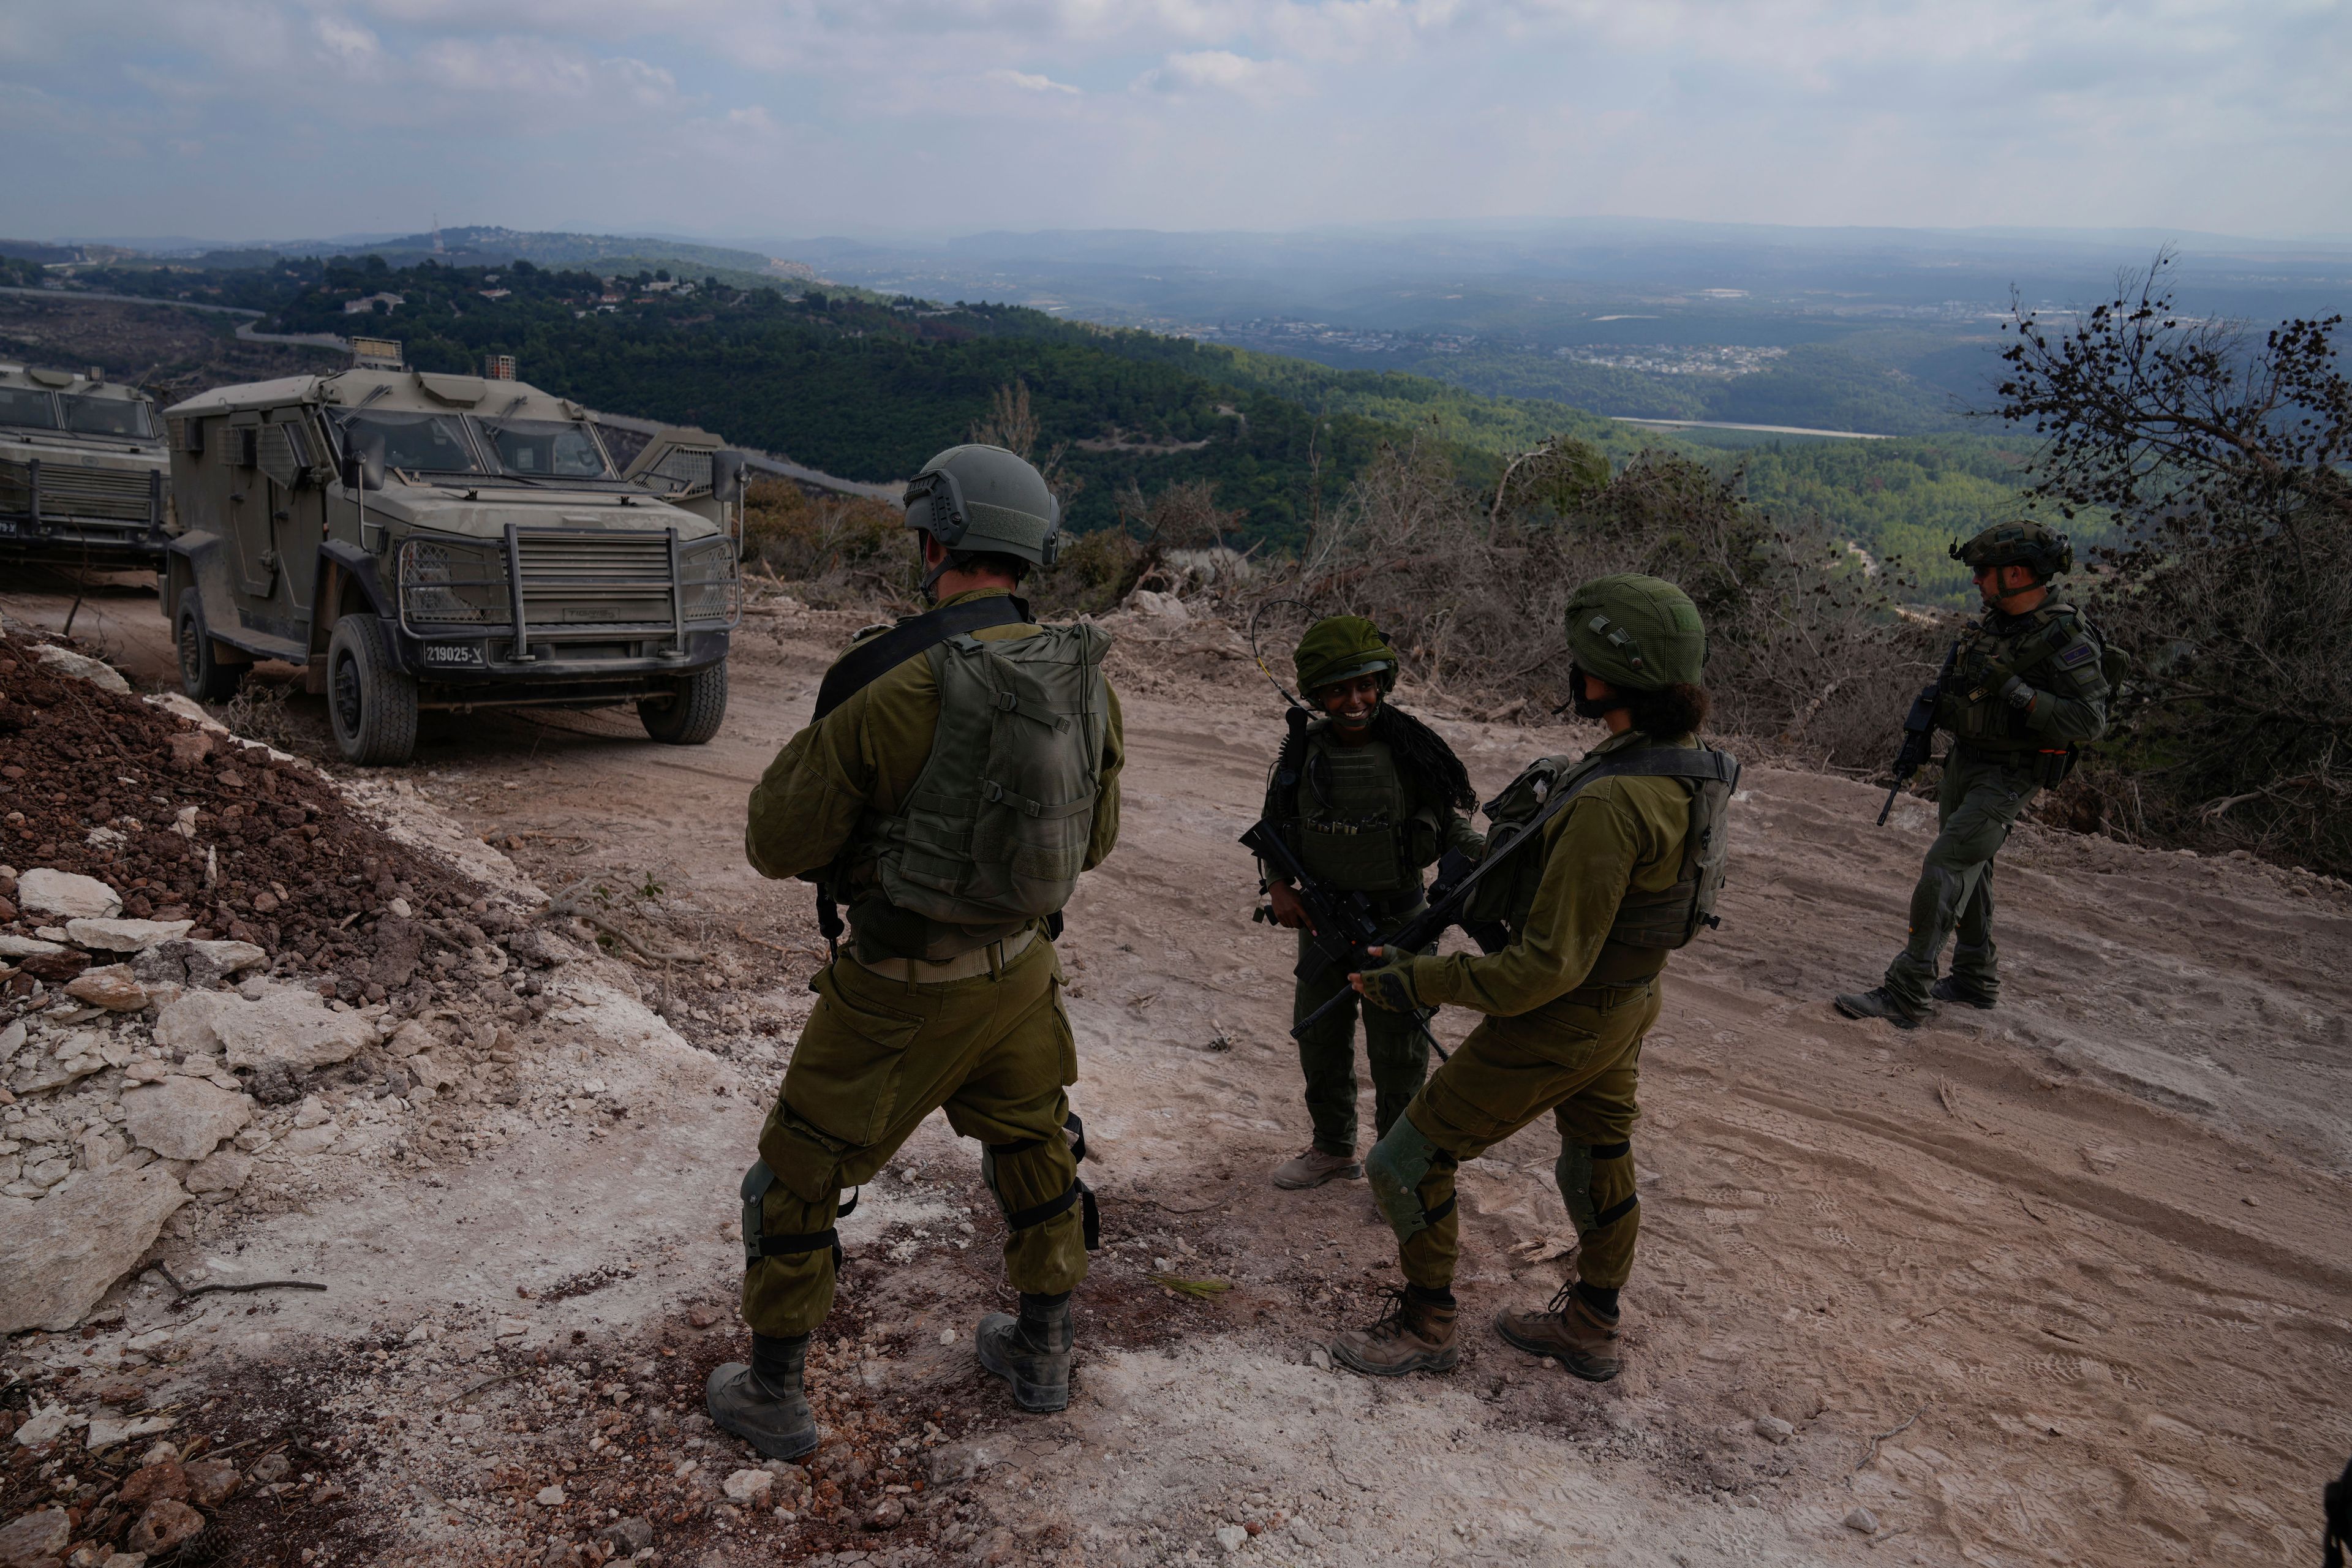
[706,1333,818,1460]
[1495,1283,1623,1382]
[1834,987,1934,1030]
[1929,974,1997,1010]
[1272,1147,1363,1189]
[978,1291,1074,1412]
[1329,1288,1459,1377]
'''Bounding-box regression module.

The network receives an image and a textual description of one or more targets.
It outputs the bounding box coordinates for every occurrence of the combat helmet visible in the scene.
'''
[1951,521,2071,581]
[1294,616,1400,696]
[903,445,1062,587]
[1564,575,1706,692]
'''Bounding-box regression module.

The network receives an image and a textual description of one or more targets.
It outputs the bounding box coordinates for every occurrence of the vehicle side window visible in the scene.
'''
[0,388,58,431]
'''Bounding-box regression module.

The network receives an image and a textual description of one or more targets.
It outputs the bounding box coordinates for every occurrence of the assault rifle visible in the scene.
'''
[1877,639,1961,827]
[1240,820,1485,1060]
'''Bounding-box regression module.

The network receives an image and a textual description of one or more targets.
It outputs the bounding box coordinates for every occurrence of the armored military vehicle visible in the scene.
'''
[163,341,739,766]
[0,362,173,567]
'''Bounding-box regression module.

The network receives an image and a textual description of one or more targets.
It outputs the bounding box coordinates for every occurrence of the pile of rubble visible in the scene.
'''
[0,627,585,1338]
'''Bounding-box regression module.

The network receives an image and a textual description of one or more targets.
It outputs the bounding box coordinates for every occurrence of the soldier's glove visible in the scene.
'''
[1355,958,1421,1014]
[1998,674,2038,713]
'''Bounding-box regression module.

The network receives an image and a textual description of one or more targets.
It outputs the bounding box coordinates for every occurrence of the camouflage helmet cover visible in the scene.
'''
[903,443,1061,568]
[1564,574,1706,692]
[1294,615,1400,695]
[1951,521,2071,580]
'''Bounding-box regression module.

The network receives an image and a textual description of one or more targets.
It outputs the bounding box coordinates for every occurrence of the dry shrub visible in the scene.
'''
[1028,479,1245,617]
[1265,434,1934,761]
[741,479,917,608]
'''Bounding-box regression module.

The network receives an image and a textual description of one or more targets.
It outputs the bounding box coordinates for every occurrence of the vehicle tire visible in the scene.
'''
[326,613,419,766]
[176,604,241,703]
[639,661,728,745]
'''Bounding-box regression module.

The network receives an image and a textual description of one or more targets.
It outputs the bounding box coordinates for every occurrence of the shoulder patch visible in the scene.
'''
[2060,642,2097,666]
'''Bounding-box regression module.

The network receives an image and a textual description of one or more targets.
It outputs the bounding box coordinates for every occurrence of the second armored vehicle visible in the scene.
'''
[0,363,173,568]
[163,342,739,766]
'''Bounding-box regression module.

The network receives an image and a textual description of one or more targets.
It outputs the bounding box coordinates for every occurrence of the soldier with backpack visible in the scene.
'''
[1330,575,1738,1383]
[709,445,1123,1457]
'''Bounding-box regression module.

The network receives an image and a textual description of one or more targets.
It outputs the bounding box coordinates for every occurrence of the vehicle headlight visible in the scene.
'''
[399,535,507,624]
[678,537,740,624]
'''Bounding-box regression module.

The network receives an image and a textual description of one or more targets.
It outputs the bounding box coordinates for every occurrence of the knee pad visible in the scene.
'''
[984,1113,1099,1251]
[740,1160,854,1271]
[1365,1117,1450,1242]
[1556,1140,1636,1240]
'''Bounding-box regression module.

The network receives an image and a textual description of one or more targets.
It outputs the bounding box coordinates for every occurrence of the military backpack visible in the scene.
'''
[1464,742,1740,949]
[854,622,1113,928]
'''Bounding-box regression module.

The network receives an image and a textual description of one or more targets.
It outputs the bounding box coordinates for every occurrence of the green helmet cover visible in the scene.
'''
[1951,521,2071,579]
[1294,616,1400,696]
[1564,574,1706,692]
[904,444,1061,568]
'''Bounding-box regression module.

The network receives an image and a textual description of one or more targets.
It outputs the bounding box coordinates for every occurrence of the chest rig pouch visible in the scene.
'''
[1464,743,1741,949]
[858,622,1112,929]
[1942,604,2079,750]
[1293,739,1415,894]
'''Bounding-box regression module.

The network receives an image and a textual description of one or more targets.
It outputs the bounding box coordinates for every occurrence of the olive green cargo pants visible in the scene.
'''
[1882,751,2040,1008]
[1294,930,1431,1157]
[742,935,1087,1339]
[1365,978,1658,1293]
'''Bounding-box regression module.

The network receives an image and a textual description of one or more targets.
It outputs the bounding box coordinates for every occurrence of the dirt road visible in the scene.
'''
[7,581,2348,1566]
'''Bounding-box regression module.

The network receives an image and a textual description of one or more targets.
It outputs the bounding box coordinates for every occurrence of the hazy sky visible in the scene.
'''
[6,1,2347,246]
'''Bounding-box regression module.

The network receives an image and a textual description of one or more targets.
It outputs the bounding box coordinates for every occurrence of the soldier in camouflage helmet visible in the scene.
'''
[1330,576,1740,1384]
[709,445,1125,1455]
[1257,616,1482,1190]
[1836,522,2112,1028]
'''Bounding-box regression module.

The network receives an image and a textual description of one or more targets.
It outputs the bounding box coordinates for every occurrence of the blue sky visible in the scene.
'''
[5,1,2347,246]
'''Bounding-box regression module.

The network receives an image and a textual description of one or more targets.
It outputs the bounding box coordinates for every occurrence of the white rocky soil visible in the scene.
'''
[0,582,2346,1568]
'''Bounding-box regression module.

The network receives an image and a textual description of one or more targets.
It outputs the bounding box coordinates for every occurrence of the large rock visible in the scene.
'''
[64,918,195,953]
[0,934,67,959]
[0,1507,71,1564]
[15,869,122,921]
[136,937,270,995]
[123,1078,253,1161]
[154,988,376,1070]
[32,643,130,693]
[65,964,148,1012]
[0,1164,187,1333]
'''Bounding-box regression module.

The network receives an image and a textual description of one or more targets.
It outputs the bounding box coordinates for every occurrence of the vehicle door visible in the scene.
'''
[222,415,279,599]
[257,413,324,615]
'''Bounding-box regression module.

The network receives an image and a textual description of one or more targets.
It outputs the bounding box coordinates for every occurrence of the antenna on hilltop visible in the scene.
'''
[432,214,445,254]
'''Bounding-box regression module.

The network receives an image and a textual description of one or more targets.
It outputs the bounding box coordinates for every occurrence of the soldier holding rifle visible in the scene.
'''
[1836,522,2111,1029]
[1326,577,1738,1383]
[1253,617,1482,1191]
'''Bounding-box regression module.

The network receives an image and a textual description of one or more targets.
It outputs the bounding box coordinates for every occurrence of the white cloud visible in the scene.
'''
[1139,48,1305,101]
[1,0,2346,239]
[990,68,1082,94]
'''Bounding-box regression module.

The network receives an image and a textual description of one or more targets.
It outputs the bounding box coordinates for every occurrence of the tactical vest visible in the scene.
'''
[1464,738,1739,956]
[1939,601,2104,752]
[850,623,1112,949]
[1286,731,1420,895]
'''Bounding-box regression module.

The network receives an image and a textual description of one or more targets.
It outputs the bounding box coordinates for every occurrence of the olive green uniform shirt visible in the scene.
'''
[744,586,1126,899]
[1403,729,1698,1018]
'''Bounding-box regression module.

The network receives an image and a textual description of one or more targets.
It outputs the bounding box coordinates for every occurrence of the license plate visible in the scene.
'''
[420,643,485,667]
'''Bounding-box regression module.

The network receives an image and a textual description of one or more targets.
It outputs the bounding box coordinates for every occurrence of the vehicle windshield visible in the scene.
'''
[61,395,154,439]
[336,410,484,475]
[477,417,612,480]
[0,388,59,431]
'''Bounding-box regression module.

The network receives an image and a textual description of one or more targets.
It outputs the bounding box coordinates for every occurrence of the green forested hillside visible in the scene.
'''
[51,252,2061,589]
[1724,436,2111,601]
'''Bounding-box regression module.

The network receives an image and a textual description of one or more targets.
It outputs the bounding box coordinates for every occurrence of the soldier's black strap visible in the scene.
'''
[1003,1177,1101,1250]
[1593,1194,1639,1229]
[1424,1194,1457,1225]
[750,1227,840,1259]
[1590,1140,1631,1160]
[992,1112,1088,1163]
[810,594,1033,723]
